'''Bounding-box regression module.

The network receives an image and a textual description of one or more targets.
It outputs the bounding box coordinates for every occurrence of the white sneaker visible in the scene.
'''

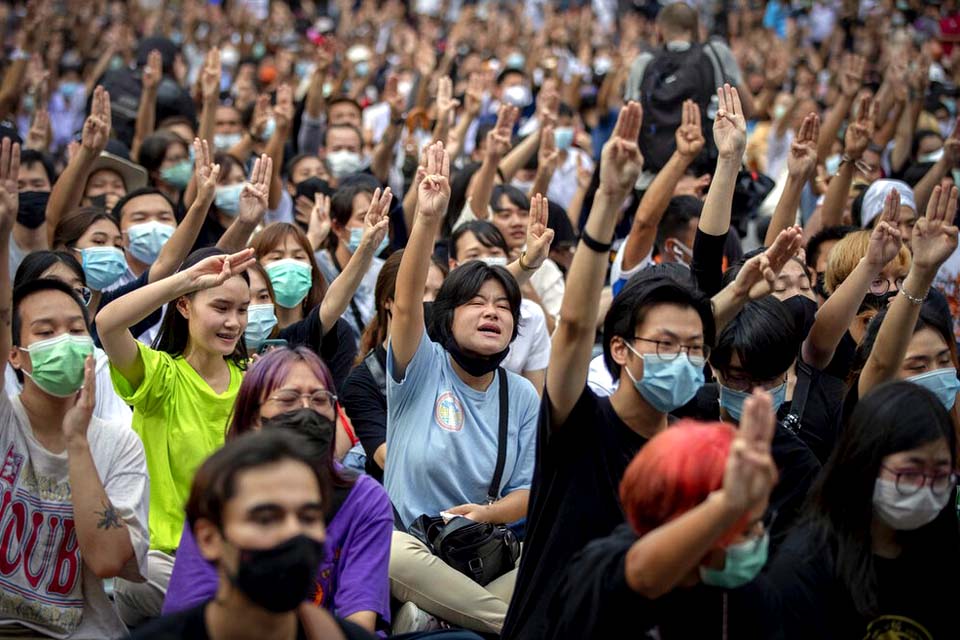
[393,601,440,633]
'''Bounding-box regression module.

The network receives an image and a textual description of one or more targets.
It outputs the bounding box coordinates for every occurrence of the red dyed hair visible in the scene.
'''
[620,420,749,547]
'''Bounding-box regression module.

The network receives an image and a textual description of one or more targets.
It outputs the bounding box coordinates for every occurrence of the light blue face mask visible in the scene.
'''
[81,246,128,291]
[259,117,277,142]
[719,382,787,422]
[214,132,243,152]
[554,127,575,151]
[346,227,389,255]
[215,183,244,215]
[622,344,706,413]
[505,52,526,70]
[907,368,960,410]
[160,159,194,189]
[126,221,174,265]
[265,259,313,309]
[244,303,278,350]
[700,532,769,589]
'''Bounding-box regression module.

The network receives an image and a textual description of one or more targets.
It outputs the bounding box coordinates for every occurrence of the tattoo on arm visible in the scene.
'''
[96,500,124,530]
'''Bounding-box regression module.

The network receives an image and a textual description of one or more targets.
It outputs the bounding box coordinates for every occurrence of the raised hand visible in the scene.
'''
[192,138,221,201]
[435,75,460,123]
[714,84,746,160]
[142,49,162,92]
[538,124,560,173]
[866,190,903,269]
[838,53,865,100]
[843,94,875,160]
[417,141,451,221]
[251,94,272,140]
[521,193,555,270]
[81,86,112,155]
[274,84,295,132]
[0,138,20,234]
[787,112,820,180]
[911,185,960,273]
[598,101,644,198]
[486,104,517,161]
[383,75,407,121]
[25,107,50,152]
[575,154,592,190]
[675,99,705,161]
[200,48,221,102]
[360,187,392,251]
[721,389,779,513]
[942,117,960,168]
[306,193,332,251]
[186,248,258,291]
[238,154,272,225]
[731,225,803,300]
[463,72,484,118]
[62,356,96,444]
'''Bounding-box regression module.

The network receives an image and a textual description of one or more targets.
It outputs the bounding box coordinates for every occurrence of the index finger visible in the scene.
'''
[741,388,775,447]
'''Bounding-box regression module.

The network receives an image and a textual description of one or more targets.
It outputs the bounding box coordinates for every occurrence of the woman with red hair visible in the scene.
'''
[542,390,782,639]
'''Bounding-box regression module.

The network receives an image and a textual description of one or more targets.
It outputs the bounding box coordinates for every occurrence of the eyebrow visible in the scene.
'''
[30,315,85,326]
[652,328,704,341]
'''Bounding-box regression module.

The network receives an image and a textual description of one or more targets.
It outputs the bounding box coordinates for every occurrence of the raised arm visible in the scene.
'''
[184,49,221,208]
[431,75,459,147]
[815,94,874,233]
[131,50,161,162]
[391,142,450,378]
[216,154,273,253]
[504,193,555,288]
[45,86,111,246]
[371,76,406,184]
[96,249,257,389]
[803,192,903,370]
[318,187,392,334]
[446,72,483,161]
[467,105,516,221]
[859,186,959,397]
[528,124,559,200]
[547,102,643,426]
[699,85,746,237]
[815,54,862,162]
[0,139,20,389]
[764,113,819,246]
[912,120,960,216]
[265,85,293,210]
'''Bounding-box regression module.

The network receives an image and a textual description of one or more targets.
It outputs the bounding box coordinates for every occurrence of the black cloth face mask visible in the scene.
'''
[225,534,324,613]
[445,336,509,376]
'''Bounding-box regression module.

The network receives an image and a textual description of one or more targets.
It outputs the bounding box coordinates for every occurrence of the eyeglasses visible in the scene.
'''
[868,276,904,295]
[268,389,337,413]
[632,337,710,365]
[881,466,957,496]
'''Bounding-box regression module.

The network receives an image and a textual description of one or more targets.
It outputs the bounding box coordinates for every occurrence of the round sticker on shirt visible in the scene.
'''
[864,614,932,640]
[435,391,464,432]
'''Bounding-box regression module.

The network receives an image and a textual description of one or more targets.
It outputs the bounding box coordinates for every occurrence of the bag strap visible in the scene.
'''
[783,360,814,435]
[703,40,727,90]
[364,349,387,397]
[487,367,509,504]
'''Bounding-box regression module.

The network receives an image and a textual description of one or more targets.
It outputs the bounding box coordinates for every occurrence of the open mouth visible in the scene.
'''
[216,332,238,341]
[478,323,502,336]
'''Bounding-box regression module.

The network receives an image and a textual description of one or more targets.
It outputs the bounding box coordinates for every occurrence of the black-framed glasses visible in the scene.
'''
[268,389,337,413]
[869,276,904,295]
[881,466,957,496]
[632,337,710,364]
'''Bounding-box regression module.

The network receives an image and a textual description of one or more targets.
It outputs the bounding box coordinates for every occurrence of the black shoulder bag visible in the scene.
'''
[407,368,521,585]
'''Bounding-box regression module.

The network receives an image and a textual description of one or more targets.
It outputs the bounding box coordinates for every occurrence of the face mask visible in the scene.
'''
[906,368,960,410]
[221,47,240,68]
[346,227,388,255]
[295,61,314,78]
[873,478,950,531]
[214,132,243,152]
[503,85,532,108]
[782,294,818,341]
[444,336,510,377]
[21,334,94,397]
[60,81,83,100]
[17,191,49,229]
[477,256,508,267]
[699,533,769,589]
[397,80,414,100]
[825,153,841,176]
[859,291,896,314]
[215,183,244,215]
[510,179,533,194]
[127,221,174,265]
[554,127,575,151]
[160,159,194,189]
[593,56,613,76]
[326,150,364,179]
[226,534,324,613]
[622,346,705,413]
[918,148,944,164]
[772,104,788,122]
[81,246,128,291]
[252,43,266,59]
[259,117,277,142]
[719,382,787,422]
[355,61,370,77]
[244,303,278,350]
[505,52,526,70]
[266,259,313,309]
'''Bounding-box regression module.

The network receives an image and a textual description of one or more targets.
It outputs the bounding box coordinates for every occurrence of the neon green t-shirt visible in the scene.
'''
[111,342,243,554]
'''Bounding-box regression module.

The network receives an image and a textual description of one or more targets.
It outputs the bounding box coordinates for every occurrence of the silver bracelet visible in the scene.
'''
[899,285,927,306]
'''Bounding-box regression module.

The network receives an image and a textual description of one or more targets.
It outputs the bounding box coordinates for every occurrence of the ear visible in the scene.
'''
[176,296,191,320]
[9,345,25,373]
[194,518,226,564]
[609,335,642,379]
[448,258,459,270]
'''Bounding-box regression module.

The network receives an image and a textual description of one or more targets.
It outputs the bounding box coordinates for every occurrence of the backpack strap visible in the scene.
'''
[703,39,728,90]
[783,360,815,435]
[487,368,509,504]
[364,349,387,397]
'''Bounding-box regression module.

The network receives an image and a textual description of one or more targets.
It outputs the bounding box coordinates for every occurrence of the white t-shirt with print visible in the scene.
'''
[502,299,551,375]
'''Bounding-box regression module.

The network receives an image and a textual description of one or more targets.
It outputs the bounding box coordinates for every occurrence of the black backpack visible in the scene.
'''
[638,42,725,174]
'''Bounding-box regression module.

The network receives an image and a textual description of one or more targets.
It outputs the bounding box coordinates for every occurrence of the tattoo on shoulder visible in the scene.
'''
[96,500,124,530]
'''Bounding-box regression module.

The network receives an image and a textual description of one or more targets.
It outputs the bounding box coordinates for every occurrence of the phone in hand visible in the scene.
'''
[258,339,289,354]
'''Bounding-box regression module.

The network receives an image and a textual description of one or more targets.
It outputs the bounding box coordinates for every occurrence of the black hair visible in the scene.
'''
[52,207,120,250]
[446,162,482,237]
[557,103,575,119]
[19,149,56,185]
[112,187,176,223]
[804,381,959,618]
[806,224,858,269]
[474,123,494,150]
[496,68,527,86]
[448,221,509,260]
[15,251,85,290]
[911,128,944,160]
[12,278,90,347]
[710,296,799,382]
[324,123,363,147]
[152,247,249,369]
[428,260,522,347]
[330,180,377,227]
[491,184,529,212]
[138,131,189,176]
[185,429,330,530]
[284,153,318,179]
[603,265,716,378]
[326,95,362,115]
[656,196,702,250]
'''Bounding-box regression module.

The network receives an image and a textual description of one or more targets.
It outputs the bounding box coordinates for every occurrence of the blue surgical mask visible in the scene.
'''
[81,246,128,291]
[244,303,278,350]
[214,132,243,152]
[355,61,370,77]
[505,52,525,70]
[160,159,194,189]
[215,183,244,215]
[919,148,944,164]
[265,259,313,309]
[907,368,960,410]
[554,127,574,151]
[126,221,174,265]
[719,382,787,422]
[346,227,388,255]
[60,81,83,100]
[699,533,769,589]
[623,345,705,413]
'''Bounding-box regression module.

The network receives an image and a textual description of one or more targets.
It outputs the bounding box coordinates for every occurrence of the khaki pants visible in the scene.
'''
[389,530,518,634]
[114,550,175,627]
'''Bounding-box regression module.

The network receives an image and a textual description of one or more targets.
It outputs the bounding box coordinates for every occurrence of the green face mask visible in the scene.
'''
[21,334,94,397]
[699,532,769,589]
[265,259,313,309]
[160,159,194,189]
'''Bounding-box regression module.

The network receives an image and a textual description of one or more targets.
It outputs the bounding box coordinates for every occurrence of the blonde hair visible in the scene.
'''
[824,230,911,294]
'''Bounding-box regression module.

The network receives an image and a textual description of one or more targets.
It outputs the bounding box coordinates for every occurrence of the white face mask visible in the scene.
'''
[872,478,950,531]
[503,85,532,108]
[326,150,365,179]
[477,256,508,267]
